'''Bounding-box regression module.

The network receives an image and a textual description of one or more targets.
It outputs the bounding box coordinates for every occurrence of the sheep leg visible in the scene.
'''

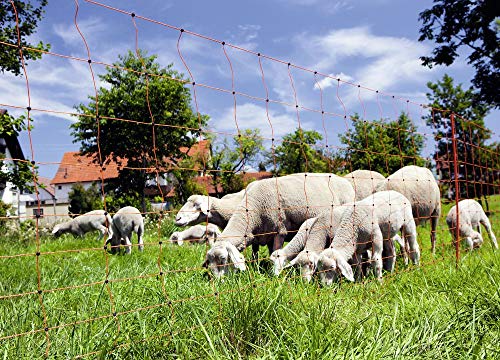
[252,243,260,261]
[430,212,439,254]
[403,220,420,266]
[480,217,498,249]
[137,223,144,252]
[370,231,384,282]
[351,252,363,281]
[123,233,132,254]
[393,234,408,266]
[382,237,396,273]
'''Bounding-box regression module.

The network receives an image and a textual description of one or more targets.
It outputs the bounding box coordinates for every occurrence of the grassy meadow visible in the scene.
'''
[0,196,499,359]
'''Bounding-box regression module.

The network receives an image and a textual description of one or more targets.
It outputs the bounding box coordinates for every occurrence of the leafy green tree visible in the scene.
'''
[424,74,493,206]
[71,51,207,211]
[208,129,264,196]
[68,182,102,216]
[269,128,329,175]
[0,110,36,192]
[339,113,425,177]
[1,0,50,76]
[418,0,499,107]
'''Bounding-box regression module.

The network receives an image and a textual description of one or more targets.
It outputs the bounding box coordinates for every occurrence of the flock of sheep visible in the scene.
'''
[51,165,498,285]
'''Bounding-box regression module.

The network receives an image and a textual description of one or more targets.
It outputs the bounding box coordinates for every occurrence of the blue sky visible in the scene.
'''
[2,0,498,178]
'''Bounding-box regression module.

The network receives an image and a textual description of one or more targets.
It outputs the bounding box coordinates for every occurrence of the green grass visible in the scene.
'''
[1,198,499,359]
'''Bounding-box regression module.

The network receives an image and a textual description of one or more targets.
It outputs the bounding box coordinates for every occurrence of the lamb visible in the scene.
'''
[174,191,246,229]
[274,204,407,281]
[204,173,356,278]
[169,224,221,246]
[52,210,113,241]
[343,170,386,201]
[108,206,144,254]
[446,199,498,250]
[375,165,441,253]
[316,190,420,285]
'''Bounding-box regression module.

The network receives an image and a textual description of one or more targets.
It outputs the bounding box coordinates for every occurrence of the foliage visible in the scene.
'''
[208,129,264,196]
[339,112,425,177]
[0,200,11,230]
[418,0,499,107]
[0,0,50,76]
[424,74,492,201]
[68,183,103,216]
[170,157,207,205]
[71,51,207,210]
[269,128,329,175]
[0,111,36,192]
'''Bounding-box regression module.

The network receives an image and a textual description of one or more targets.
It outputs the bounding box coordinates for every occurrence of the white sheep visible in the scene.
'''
[316,190,420,285]
[204,173,356,278]
[51,210,113,241]
[108,206,144,254]
[375,165,441,253]
[275,205,407,281]
[446,199,498,250]
[169,224,221,246]
[174,192,245,229]
[343,170,386,201]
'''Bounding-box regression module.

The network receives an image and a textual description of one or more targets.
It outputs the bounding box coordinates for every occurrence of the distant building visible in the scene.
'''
[0,109,27,221]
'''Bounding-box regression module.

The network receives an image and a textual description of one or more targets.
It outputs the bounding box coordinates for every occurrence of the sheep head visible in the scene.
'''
[286,250,320,282]
[175,195,210,226]
[269,249,288,276]
[51,224,65,238]
[317,248,354,286]
[203,241,246,278]
[169,231,183,245]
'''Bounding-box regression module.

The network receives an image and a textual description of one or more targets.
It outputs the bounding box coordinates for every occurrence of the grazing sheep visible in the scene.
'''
[174,192,245,229]
[52,210,113,241]
[269,217,320,277]
[108,206,144,254]
[343,170,386,201]
[375,165,441,253]
[277,205,407,281]
[316,190,420,285]
[204,173,356,278]
[169,224,221,246]
[446,199,498,250]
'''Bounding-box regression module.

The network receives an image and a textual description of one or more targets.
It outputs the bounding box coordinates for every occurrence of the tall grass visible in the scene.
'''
[0,199,499,359]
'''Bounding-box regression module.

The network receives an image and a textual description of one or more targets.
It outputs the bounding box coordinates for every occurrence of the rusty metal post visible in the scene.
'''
[450,113,460,267]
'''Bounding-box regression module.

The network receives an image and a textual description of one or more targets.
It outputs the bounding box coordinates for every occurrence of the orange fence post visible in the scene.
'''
[450,112,460,267]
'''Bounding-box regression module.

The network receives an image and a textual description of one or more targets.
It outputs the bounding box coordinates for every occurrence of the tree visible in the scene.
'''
[269,128,329,175]
[68,183,102,216]
[71,51,207,211]
[339,113,425,177]
[1,0,50,76]
[208,129,264,196]
[424,74,492,206]
[418,0,499,108]
[0,110,36,192]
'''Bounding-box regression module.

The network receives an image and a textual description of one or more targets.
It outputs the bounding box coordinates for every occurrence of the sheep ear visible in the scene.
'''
[226,243,246,271]
[337,257,354,282]
[51,225,59,234]
[196,196,210,215]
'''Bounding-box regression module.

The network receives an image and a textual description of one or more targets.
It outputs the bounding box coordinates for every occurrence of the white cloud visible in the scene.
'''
[210,102,311,139]
[295,26,433,105]
[53,17,107,46]
[313,72,353,90]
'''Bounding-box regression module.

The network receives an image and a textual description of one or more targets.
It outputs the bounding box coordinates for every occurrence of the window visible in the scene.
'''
[33,208,44,218]
[58,185,62,190]
[41,201,46,205]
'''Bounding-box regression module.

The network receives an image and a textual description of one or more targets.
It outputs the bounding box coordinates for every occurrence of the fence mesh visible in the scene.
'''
[0,0,499,357]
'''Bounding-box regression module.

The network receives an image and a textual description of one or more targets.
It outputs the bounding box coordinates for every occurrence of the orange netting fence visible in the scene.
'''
[0,0,498,357]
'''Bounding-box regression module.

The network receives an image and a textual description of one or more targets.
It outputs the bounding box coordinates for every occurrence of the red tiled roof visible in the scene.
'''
[51,141,210,185]
[51,152,121,185]
[37,176,55,197]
